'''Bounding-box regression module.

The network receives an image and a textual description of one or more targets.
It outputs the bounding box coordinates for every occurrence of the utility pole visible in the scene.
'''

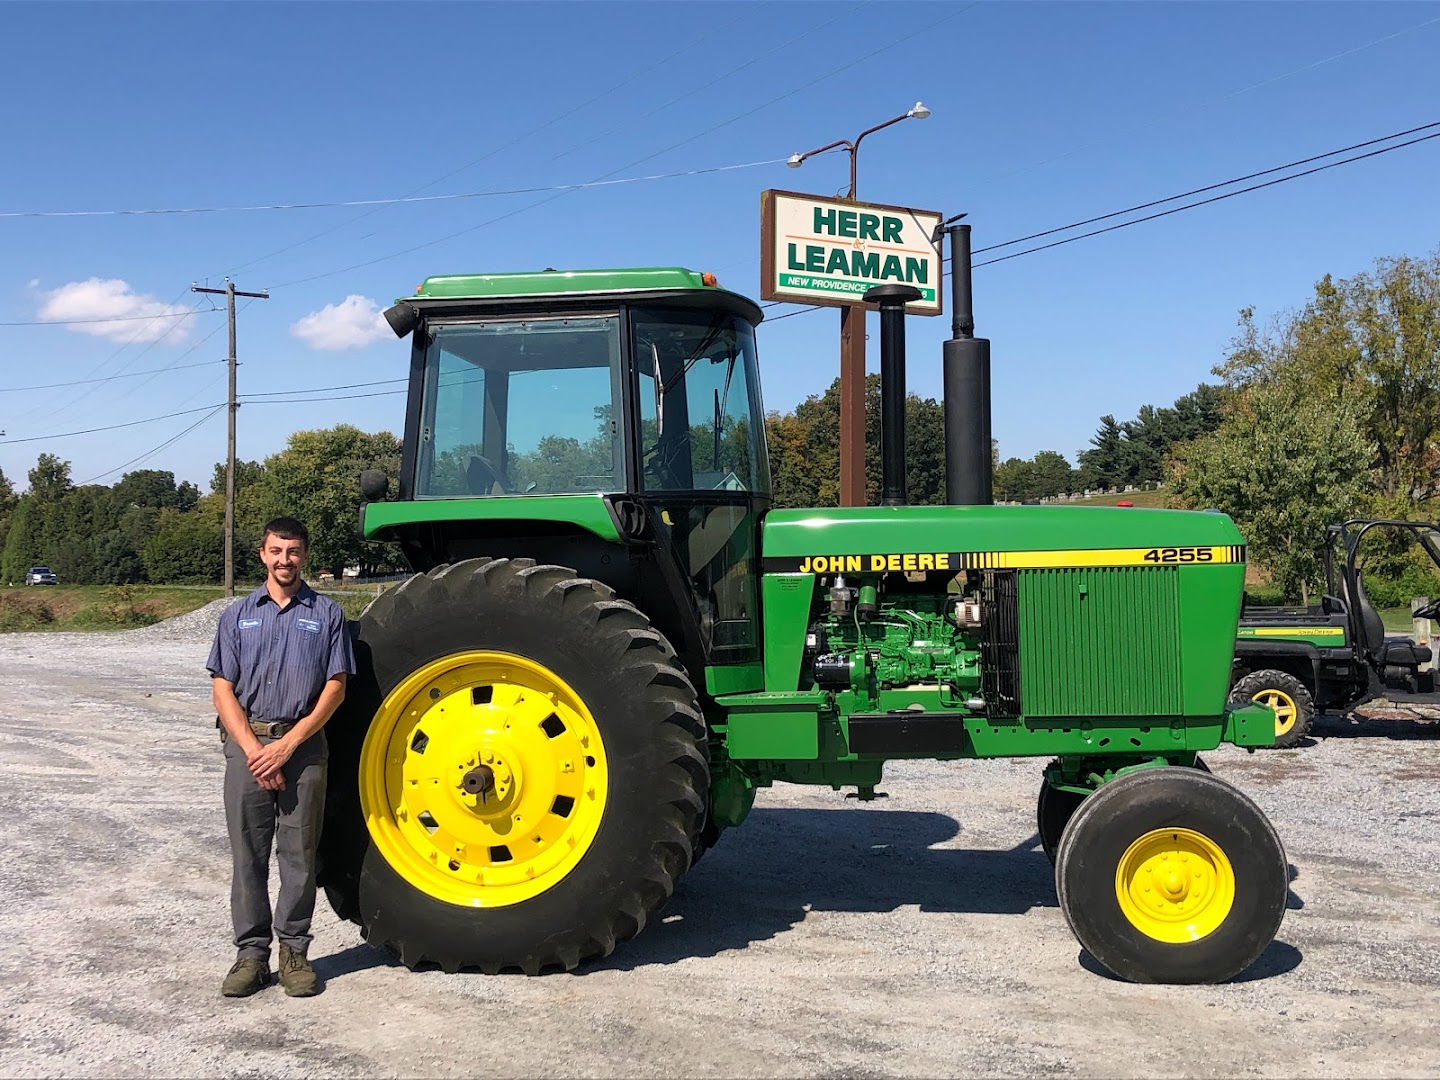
[191,279,269,598]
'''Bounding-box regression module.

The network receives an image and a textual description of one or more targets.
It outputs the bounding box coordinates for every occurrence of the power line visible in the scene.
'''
[216,9,756,279]
[0,404,226,445]
[0,360,223,393]
[975,120,1440,254]
[2,157,788,221]
[7,290,199,426]
[979,12,1440,189]
[764,306,825,323]
[0,308,218,326]
[974,127,1440,268]
[538,2,876,172]
[244,388,407,405]
[244,376,405,398]
[273,4,976,290]
[76,405,226,485]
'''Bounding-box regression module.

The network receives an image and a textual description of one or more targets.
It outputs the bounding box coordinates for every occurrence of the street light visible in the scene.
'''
[786,102,930,199]
[784,102,932,508]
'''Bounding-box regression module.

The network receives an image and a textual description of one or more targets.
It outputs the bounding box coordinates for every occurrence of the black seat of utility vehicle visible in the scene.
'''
[1352,569,1434,665]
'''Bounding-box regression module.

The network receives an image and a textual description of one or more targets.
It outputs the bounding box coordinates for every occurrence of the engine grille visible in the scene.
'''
[1017,565,1182,718]
[981,570,1021,718]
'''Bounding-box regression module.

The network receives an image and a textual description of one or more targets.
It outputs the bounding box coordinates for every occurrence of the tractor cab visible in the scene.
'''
[372,268,771,676]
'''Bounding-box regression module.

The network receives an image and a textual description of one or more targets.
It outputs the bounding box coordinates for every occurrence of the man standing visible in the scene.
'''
[207,517,355,998]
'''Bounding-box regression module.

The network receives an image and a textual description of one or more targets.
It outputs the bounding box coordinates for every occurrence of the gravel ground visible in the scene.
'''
[1,615,1438,1078]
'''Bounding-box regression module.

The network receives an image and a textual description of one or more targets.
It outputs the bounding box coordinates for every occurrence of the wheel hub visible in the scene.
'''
[1253,688,1298,737]
[1115,828,1235,943]
[360,650,609,908]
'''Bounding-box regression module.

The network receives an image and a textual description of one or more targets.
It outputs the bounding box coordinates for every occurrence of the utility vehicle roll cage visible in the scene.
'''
[1320,519,1440,664]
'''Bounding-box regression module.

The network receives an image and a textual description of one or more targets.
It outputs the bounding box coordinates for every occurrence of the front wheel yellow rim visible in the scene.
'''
[1252,687,1298,737]
[1115,828,1235,942]
[359,650,608,908]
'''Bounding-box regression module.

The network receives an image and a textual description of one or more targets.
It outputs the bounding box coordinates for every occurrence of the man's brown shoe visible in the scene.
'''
[278,943,320,997]
[221,957,270,997]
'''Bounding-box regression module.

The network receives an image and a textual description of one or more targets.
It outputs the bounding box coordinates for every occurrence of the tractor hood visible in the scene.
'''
[760,504,1246,574]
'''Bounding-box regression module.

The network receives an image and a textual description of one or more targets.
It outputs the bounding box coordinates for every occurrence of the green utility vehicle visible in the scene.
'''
[318,265,1287,985]
[1232,518,1440,747]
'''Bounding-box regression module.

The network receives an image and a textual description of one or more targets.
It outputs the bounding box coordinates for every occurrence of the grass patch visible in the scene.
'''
[0,585,223,632]
[0,581,393,631]
[1053,489,1169,508]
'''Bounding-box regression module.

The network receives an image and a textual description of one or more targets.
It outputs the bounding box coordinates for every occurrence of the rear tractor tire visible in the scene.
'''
[1037,757,1209,865]
[1229,669,1314,749]
[317,557,708,974]
[1055,767,1287,984]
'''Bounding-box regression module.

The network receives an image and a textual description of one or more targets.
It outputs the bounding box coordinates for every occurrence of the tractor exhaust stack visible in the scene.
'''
[864,284,923,507]
[942,223,993,505]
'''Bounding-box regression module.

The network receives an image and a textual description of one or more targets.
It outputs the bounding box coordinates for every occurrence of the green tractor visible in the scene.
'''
[318,264,1286,985]
[1232,518,1440,747]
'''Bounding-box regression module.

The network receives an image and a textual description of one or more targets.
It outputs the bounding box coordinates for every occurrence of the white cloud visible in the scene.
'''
[26,278,39,289]
[290,295,390,351]
[35,278,195,343]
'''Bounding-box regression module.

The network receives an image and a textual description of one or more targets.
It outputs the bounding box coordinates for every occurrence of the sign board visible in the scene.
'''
[760,189,943,315]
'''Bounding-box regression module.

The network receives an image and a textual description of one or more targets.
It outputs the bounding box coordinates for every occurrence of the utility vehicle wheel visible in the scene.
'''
[1055,767,1286,984]
[319,558,707,974]
[1229,670,1314,749]
[1037,758,1209,865]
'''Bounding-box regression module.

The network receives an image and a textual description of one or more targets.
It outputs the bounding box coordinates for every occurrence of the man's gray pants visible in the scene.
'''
[223,733,328,960]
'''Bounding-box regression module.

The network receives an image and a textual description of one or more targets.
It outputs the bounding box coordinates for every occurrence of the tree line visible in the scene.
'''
[0,426,400,586]
[1170,251,1440,604]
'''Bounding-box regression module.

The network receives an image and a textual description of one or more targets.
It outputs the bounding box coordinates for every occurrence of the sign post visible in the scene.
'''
[761,190,943,506]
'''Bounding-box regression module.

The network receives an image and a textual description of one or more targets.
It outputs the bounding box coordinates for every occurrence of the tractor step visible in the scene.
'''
[847,713,968,754]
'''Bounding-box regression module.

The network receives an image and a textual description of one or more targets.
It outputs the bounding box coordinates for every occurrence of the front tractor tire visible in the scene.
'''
[318,558,708,974]
[1055,767,1287,984]
[1229,669,1314,749]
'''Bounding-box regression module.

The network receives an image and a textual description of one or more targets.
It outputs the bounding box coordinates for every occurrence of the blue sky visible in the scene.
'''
[2,0,1438,493]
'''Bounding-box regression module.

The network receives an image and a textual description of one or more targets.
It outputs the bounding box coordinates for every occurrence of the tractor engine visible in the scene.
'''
[803,579,984,702]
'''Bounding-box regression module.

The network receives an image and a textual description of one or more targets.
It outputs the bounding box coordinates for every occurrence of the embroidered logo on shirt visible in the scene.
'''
[238,618,262,629]
[296,618,322,634]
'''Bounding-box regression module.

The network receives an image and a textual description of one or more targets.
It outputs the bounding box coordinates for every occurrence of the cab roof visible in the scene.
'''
[411,267,721,301]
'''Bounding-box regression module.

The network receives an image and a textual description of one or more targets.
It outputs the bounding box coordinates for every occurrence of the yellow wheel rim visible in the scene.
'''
[1252,687,1298,737]
[1115,828,1235,943]
[359,650,608,908]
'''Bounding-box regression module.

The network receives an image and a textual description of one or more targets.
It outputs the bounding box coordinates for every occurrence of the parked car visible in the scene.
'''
[24,566,57,586]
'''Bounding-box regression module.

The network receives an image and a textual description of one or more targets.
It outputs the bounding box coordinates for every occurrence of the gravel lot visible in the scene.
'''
[1,606,1438,1078]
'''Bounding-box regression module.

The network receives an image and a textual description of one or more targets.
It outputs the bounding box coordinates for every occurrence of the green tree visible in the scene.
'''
[994,457,1035,502]
[0,496,44,584]
[762,374,948,508]
[93,529,147,584]
[142,508,224,584]
[258,426,403,576]
[0,466,16,560]
[1029,450,1077,498]
[28,453,73,502]
[1215,253,1440,502]
[113,469,181,510]
[1171,379,1370,603]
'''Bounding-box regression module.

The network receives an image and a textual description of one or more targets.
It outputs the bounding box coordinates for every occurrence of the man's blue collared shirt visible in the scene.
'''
[206,582,355,724]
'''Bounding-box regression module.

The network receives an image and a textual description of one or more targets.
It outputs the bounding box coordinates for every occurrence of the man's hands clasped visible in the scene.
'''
[247,737,297,790]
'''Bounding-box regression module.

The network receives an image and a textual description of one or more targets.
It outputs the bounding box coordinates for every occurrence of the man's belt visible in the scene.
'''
[248,720,295,738]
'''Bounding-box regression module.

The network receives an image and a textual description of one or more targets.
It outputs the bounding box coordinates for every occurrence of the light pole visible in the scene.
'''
[787,102,930,507]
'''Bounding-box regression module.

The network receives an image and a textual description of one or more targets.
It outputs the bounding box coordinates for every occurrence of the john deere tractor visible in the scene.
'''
[318,264,1286,985]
